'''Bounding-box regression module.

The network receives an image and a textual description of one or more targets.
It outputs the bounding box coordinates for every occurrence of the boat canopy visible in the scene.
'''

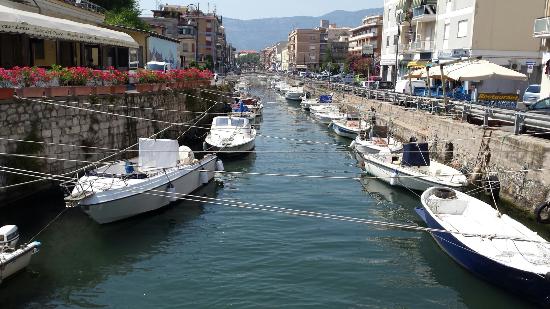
[138,138,179,170]
[214,116,249,127]
[402,143,430,166]
[319,95,332,103]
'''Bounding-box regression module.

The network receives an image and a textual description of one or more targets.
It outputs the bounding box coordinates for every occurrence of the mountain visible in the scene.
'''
[223,8,383,51]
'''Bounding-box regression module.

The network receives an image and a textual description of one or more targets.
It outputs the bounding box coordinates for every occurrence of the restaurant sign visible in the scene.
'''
[477,93,519,109]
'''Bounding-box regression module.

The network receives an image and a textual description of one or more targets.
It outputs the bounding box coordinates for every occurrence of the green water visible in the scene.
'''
[0,82,539,308]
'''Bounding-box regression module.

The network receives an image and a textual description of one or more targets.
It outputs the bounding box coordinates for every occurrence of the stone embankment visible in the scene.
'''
[0,88,229,205]
[306,83,550,214]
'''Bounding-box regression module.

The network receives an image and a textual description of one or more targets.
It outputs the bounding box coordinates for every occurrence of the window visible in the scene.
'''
[32,39,45,59]
[443,23,450,49]
[457,20,468,38]
[386,36,390,46]
[309,45,316,50]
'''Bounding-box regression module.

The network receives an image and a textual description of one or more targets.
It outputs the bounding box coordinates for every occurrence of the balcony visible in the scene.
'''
[412,4,437,23]
[534,17,550,38]
[410,40,435,52]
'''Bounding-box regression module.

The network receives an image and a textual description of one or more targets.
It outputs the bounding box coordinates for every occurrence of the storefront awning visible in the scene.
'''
[0,4,138,48]
[444,60,527,81]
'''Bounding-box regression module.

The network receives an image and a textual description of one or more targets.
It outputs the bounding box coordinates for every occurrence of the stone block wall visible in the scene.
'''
[307,85,550,213]
[0,88,228,205]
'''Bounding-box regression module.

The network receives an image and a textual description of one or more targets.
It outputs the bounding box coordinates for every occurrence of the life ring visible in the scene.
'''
[535,201,550,224]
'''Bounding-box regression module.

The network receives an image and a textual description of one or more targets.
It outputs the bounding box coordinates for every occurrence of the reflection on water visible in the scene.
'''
[0,181,222,308]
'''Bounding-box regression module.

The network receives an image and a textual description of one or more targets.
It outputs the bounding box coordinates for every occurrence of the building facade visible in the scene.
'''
[287,28,328,71]
[348,15,382,57]
[534,0,550,97]
[381,0,544,86]
[0,0,138,70]
[142,4,231,72]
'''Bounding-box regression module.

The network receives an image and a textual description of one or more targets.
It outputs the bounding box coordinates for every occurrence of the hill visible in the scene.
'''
[223,8,383,51]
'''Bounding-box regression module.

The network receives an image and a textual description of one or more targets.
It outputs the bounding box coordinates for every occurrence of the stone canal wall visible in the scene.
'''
[306,84,550,214]
[0,88,229,205]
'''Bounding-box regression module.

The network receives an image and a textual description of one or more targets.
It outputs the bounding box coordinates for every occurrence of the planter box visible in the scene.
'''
[94,86,112,95]
[136,84,153,93]
[0,88,14,100]
[111,85,127,94]
[16,87,45,98]
[72,86,93,96]
[45,86,71,97]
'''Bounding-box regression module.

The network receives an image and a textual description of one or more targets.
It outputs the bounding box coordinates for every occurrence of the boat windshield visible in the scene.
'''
[231,118,246,127]
[215,118,230,126]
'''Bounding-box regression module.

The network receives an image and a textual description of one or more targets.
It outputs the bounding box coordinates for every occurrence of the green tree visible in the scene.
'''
[99,0,150,30]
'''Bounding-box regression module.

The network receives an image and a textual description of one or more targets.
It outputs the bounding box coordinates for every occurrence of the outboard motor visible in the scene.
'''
[0,225,19,250]
[178,146,195,165]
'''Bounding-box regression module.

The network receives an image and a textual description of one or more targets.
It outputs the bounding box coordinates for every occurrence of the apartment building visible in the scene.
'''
[143,4,230,72]
[348,15,382,58]
[381,0,544,87]
[287,28,328,71]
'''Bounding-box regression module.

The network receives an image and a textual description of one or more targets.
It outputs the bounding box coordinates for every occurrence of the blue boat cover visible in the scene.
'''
[233,100,250,112]
[319,95,332,103]
[402,143,430,166]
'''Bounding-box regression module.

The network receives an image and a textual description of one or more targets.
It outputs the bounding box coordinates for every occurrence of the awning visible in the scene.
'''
[444,60,527,81]
[407,65,449,79]
[0,4,138,48]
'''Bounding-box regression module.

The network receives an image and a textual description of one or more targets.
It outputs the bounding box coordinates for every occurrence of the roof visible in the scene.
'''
[106,24,180,43]
[0,4,138,48]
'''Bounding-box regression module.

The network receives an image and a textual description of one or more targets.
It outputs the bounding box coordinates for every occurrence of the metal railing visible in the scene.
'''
[301,79,550,135]
[412,5,437,20]
[410,40,435,52]
[534,17,550,37]
[60,0,106,14]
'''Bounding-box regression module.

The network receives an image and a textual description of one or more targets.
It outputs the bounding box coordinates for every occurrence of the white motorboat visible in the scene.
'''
[311,107,346,124]
[0,225,41,284]
[350,126,403,155]
[241,97,264,117]
[329,116,370,139]
[204,116,256,156]
[300,94,332,111]
[285,87,304,101]
[417,187,550,306]
[360,143,467,191]
[67,138,222,224]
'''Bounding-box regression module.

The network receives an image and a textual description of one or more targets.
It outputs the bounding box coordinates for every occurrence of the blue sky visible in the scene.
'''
[139,0,383,19]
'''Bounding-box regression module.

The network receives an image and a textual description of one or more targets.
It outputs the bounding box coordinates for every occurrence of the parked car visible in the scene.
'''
[527,97,550,114]
[523,84,541,105]
[377,81,395,90]
[341,74,355,85]
[145,61,172,72]
[394,79,426,94]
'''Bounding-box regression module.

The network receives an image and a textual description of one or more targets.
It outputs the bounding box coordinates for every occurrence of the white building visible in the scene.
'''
[382,0,544,91]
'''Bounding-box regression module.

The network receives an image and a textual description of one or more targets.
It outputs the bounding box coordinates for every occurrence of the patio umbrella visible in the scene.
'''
[444,60,527,81]
[407,68,424,78]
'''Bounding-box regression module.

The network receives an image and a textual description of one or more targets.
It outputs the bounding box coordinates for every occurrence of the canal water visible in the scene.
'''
[0,80,538,308]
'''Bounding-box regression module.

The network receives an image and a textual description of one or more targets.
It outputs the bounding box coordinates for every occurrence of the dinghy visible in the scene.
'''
[285,87,304,101]
[67,138,222,224]
[329,114,370,139]
[417,187,550,307]
[350,126,403,155]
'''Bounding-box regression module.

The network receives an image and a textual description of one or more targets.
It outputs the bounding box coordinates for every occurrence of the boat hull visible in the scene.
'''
[285,93,302,101]
[204,139,255,157]
[330,122,359,139]
[360,154,462,191]
[416,206,550,307]
[0,242,40,283]
[79,156,218,224]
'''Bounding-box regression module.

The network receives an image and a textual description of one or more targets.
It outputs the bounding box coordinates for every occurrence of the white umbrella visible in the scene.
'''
[444,60,527,81]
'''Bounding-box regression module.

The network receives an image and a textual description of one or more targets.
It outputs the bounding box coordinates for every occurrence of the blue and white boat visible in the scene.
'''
[417,187,550,307]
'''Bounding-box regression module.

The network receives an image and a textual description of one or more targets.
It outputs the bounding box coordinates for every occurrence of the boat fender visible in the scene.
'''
[535,201,550,224]
[166,183,177,202]
[390,170,399,186]
[350,141,356,149]
[199,171,210,185]
[545,272,550,282]
[216,160,224,172]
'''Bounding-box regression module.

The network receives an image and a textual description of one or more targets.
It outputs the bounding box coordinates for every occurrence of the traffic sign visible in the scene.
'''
[526,60,536,66]
[527,64,534,74]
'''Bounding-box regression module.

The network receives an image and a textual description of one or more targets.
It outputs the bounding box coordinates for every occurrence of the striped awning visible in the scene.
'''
[0,4,138,48]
